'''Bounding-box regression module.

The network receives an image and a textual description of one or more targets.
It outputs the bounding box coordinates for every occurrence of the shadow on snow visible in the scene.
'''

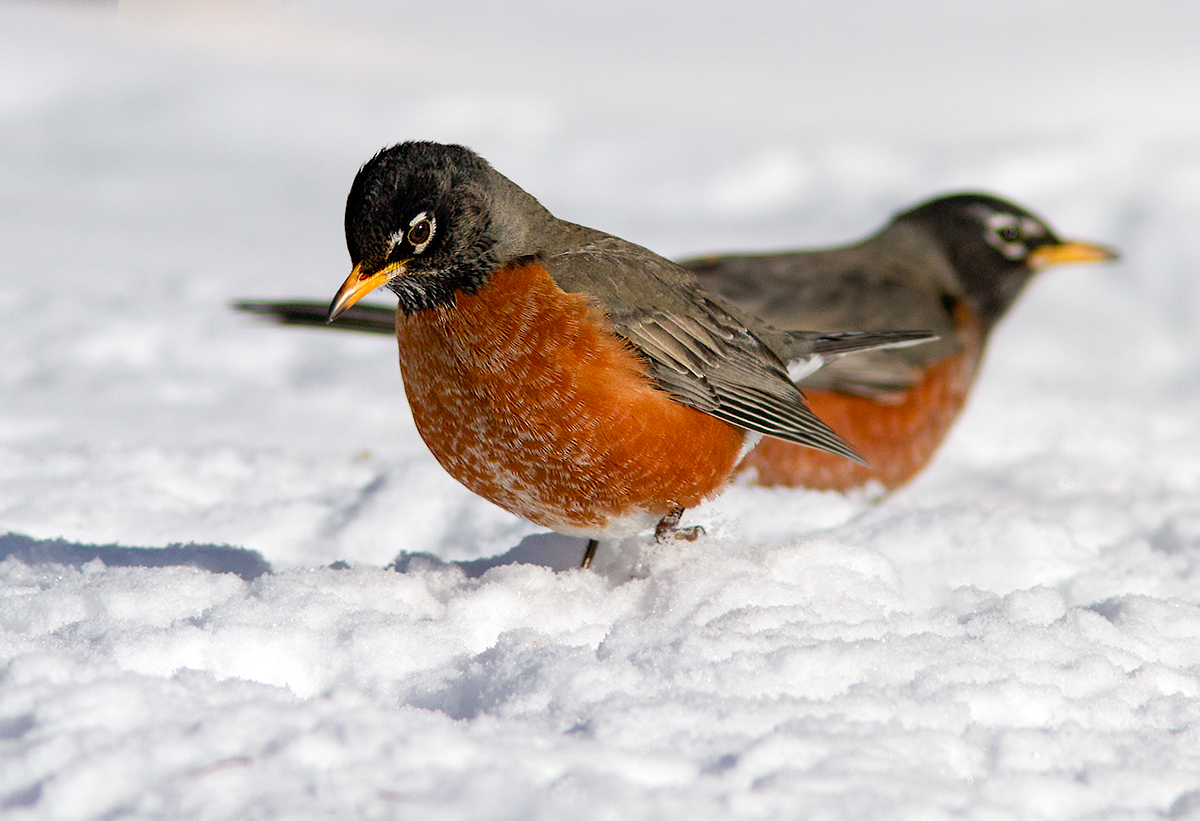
[392,531,591,578]
[0,532,272,581]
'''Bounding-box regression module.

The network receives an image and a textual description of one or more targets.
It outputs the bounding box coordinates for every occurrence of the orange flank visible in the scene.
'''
[740,305,984,491]
[395,261,748,536]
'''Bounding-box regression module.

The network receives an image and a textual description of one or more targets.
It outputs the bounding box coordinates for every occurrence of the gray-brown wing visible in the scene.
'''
[680,230,965,397]
[544,233,865,462]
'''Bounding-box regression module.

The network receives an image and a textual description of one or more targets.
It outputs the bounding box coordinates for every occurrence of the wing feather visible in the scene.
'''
[544,234,871,462]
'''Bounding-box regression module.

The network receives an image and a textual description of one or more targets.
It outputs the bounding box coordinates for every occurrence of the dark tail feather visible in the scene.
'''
[232,300,396,335]
[793,329,938,356]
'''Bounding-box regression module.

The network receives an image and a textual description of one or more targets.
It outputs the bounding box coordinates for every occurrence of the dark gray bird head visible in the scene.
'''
[894,193,1118,328]
[331,141,551,318]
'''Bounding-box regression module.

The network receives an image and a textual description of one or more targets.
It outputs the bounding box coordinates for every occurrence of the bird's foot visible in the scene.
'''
[654,506,703,542]
[672,525,705,542]
[582,508,702,570]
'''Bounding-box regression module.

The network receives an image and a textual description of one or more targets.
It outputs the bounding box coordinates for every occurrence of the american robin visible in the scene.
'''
[679,193,1118,492]
[243,141,934,567]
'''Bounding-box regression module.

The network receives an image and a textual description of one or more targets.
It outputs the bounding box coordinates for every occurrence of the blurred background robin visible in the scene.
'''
[681,193,1118,491]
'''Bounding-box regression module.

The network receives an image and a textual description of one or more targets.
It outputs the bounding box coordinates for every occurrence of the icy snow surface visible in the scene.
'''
[4,1,1200,818]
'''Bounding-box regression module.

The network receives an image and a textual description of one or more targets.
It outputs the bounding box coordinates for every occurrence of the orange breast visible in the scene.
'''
[394,261,747,537]
[739,305,984,492]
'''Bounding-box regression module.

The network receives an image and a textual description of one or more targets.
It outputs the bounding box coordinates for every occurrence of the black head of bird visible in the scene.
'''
[332,141,551,319]
[894,193,1118,328]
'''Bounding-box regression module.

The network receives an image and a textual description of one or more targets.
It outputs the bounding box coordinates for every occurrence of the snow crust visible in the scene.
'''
[3,1,1200,817]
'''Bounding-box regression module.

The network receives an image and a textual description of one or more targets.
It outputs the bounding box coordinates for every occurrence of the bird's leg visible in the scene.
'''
[582,506,705,570]
[655,506,704,542]
[654,506,684,540]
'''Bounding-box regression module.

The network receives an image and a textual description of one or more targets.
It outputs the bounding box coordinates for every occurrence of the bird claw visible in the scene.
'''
[654,506,702,543]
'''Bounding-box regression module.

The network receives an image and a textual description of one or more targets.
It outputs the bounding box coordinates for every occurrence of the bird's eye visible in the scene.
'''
[982,212,1027,260]
[406,212,436,253]
[408,219,431,247]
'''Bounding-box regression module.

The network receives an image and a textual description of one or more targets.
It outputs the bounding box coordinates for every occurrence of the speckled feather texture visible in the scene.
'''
[395,261,746,538]
[4,2,1200,819]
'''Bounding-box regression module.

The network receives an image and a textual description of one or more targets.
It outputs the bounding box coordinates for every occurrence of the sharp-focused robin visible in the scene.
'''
[679,193,1118,492]
[241,141,933,566]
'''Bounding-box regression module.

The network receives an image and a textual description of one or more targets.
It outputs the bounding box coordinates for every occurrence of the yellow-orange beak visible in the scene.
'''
[1027,240,1119,271]
[327,260,407,321]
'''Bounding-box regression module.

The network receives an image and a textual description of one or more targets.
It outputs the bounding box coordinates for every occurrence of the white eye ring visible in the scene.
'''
[1020,217,1046,238]
[407,211,435,254]
[983,213,1027,260]
[387,211,437,255]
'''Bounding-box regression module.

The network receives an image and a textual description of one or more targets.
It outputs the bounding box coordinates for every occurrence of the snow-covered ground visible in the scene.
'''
[3,1,1200,817]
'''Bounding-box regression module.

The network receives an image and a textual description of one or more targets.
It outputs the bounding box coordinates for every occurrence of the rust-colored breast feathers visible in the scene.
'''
[394,261,746,536]
[740,303,985,491]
